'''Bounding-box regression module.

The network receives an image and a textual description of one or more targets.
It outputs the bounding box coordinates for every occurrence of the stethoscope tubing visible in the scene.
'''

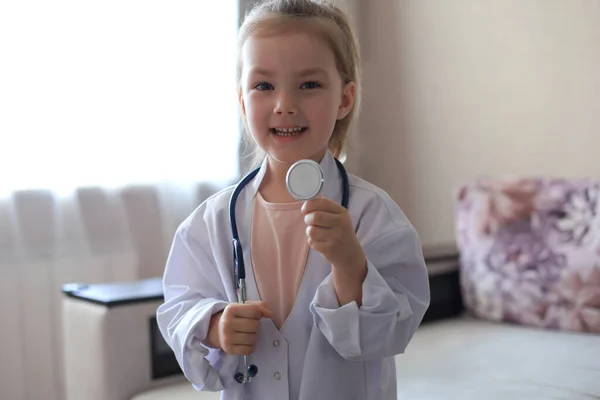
[228,158,349,384]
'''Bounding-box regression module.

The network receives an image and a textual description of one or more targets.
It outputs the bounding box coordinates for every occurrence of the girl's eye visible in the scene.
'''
[300,81,321,89]
[254,82,274,91]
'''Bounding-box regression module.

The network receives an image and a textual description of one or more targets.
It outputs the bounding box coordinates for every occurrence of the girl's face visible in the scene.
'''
[239,28,355,165]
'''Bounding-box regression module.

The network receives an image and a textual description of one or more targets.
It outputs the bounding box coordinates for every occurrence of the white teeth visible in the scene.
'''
[273,127,305,136]
[275,131,298,136]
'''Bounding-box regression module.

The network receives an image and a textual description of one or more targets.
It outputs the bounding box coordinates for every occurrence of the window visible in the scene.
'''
[0,1,240,196]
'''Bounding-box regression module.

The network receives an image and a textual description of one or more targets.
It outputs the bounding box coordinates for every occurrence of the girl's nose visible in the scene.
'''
[274,93,297,115]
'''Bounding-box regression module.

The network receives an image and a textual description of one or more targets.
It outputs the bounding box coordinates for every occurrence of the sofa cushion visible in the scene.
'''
[454,178,600,333]
[396,316,600,399]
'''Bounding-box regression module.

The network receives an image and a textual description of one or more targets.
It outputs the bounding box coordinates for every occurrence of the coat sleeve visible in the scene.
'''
[310,223,431,362]
[156,223,238,391]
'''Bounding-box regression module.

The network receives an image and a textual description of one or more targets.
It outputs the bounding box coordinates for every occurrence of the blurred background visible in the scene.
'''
[1,1,599,399]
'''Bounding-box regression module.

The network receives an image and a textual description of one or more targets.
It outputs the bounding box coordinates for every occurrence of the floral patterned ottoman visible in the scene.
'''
[454,178,600,333]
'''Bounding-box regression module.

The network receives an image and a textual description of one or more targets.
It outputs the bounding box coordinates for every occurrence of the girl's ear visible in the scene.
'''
[337,81,356,120]
[238,88,247,117]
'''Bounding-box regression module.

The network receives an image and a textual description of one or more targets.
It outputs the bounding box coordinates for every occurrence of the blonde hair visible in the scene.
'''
[237,0,362,169]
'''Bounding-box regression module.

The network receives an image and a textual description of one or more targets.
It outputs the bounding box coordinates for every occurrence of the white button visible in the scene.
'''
[274,372,281,380]
[273,340,280,347]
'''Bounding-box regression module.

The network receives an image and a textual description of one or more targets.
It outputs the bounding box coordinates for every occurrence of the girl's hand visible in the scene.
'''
[207,301,272,355]
[301,197,367,274]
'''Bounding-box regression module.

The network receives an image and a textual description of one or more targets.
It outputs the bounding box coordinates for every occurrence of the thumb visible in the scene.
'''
[247,300,273,318]
[259,304,273,319]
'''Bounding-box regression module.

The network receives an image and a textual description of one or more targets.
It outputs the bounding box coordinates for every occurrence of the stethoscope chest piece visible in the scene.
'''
[286,159,324,201]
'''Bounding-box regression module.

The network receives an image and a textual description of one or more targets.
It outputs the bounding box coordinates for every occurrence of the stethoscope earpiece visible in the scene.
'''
[234,363,259,384]
[234,372,244,384]
[247,363,258,377]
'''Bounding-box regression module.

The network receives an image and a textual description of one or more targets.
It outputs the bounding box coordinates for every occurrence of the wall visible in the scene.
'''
[351,0,600,246]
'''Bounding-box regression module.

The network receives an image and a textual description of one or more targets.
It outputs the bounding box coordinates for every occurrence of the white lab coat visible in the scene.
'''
[156,151,430,400]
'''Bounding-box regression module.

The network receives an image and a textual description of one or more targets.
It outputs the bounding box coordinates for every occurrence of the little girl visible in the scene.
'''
[156,1,430,399]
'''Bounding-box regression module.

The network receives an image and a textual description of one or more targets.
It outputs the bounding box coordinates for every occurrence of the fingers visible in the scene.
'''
[220,336,257,356]
[231,317,260,334]
[304,210,338,228]
[307,238,333,254]
[246,300,273,318]
[306,225,330,243]
[228,344,256,356]
[234,304,264,320]
[230,301,272,319]
[220,321,258,355]
[258,304,273,318]
[301,197,343,215]
[220,329,257,348]
[219,302,272,356]
[231,332,257,346]
[304,207,347,246]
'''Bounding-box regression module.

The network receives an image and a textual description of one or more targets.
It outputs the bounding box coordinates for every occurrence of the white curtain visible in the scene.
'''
[0,2,241,399]
[0,0,241,276]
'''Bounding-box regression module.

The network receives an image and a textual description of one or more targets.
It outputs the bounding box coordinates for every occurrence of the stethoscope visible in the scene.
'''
[228,157,349,384]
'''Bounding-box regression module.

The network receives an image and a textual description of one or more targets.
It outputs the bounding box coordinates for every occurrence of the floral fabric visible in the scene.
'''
[454,178,600,333]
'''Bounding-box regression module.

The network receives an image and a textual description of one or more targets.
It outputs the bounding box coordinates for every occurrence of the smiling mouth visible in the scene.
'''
[270,127,308,137]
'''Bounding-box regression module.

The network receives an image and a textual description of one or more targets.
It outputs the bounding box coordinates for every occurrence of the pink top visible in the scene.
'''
[250,191,310,329]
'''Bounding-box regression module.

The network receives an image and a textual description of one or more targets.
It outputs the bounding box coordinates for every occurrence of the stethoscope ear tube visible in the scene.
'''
[233,239,244,281]
[235,265,257,383]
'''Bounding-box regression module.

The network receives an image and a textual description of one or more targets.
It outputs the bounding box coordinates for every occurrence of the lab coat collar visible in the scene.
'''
[247,150,344,205]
